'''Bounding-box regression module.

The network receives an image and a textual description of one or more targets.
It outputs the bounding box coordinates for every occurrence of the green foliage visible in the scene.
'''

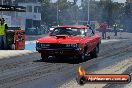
[123,3,132,32]
[92,0,124,27]
[41,0,77,26]
[40,0,126,27]
[41,0,56,25]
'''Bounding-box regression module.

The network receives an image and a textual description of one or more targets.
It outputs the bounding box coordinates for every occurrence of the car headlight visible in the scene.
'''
[41,44,50,47]
[36,43,50,48]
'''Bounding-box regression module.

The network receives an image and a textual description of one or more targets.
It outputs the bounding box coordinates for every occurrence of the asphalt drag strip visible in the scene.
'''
[0,39,131,88]
[104,65,132,88]
[59,47,132,88]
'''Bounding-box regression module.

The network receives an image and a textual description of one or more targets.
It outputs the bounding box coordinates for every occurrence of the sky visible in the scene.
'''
[114,0,126,3]
[52,0,126,7]
[105,0,126,3]
[52,0,126,3]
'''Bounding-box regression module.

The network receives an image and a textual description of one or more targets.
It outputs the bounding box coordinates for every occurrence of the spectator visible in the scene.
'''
[0,18,8,49]
[113,23,118,36]
[100,22,107,39]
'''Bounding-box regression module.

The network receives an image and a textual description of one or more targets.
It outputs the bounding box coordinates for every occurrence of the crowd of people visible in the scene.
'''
[99,22,118,39]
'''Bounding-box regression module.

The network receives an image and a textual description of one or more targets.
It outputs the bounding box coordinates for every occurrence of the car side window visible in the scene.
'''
[87,28,95,37]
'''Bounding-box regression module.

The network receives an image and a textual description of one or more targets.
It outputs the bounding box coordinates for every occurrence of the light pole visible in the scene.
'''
[57,0,59,26]
[87,0,90,24]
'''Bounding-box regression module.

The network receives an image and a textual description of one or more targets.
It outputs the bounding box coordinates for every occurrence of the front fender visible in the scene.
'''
[81,43,88,53]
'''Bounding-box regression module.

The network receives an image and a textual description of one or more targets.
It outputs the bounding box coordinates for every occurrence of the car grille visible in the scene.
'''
[50,44,66,48]
[39,43,67,49]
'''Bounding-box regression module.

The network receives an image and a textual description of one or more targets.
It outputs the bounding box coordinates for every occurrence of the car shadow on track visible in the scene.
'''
[33,56,93,64]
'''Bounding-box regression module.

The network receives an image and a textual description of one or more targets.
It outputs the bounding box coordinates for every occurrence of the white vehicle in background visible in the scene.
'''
[50,28,54,31]
[49,26,59,32]
[118,28,126,32]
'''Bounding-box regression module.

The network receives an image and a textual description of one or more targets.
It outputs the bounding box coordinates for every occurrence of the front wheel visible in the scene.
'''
[78,52,87,62]
[90,44,99,58]
[41,54,49,62]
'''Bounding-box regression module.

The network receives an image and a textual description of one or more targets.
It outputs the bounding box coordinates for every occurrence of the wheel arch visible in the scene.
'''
[84,44,88,53]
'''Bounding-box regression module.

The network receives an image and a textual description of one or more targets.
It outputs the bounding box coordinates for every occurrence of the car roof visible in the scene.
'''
[55,26,88,29]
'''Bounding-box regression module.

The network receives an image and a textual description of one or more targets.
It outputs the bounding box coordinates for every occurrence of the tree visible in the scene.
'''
[41,0,76,25]
[73,0,78,5]
[123,2,132,32]
[41,0,55,25]
[97,0,124,26]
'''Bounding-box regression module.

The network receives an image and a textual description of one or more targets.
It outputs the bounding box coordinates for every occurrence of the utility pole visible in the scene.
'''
[1,0,3,18]
[57,0,59,26]
[87,0,90,24]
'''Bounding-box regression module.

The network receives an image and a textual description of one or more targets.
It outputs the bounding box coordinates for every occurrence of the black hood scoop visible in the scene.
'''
[56,35,68,39]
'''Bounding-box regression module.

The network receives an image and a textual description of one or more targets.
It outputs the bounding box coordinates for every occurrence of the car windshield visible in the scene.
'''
[50,27,85,36]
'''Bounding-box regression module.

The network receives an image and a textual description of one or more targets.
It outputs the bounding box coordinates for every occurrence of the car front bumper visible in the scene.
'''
[37,48,82,56]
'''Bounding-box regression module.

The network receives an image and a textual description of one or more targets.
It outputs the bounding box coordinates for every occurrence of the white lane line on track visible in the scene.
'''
[101,39,121,43]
